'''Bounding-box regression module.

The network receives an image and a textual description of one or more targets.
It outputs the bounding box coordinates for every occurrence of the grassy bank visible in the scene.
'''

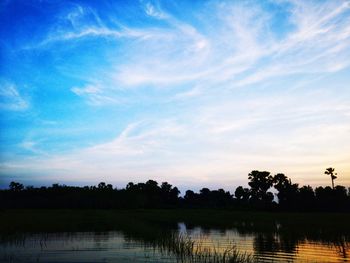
[1,209,349,234]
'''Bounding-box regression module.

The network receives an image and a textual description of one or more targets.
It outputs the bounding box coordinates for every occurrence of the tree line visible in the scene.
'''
[1,168,349,212]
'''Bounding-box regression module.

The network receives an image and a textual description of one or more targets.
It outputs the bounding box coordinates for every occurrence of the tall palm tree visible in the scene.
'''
[325,167,337,189]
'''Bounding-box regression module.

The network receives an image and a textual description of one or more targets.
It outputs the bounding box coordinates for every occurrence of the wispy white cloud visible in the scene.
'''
[31,0,350,94]
[111,0,350,90]
[71,83,121,105]
[172,86,202,101]
[238,0,350,84]
[28,0,350,91]
[19,138,48,155]
[35,4,173,48]
[144,1,169,19]
[0,81,29,111]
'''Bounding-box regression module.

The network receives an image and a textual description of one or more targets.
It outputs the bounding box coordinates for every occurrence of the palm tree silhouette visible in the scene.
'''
[325,167,337,189]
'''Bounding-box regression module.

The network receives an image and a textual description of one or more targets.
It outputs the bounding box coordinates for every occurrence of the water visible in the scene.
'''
[1,223,349,262]
[179,224,349,262]
[1,232,174,262]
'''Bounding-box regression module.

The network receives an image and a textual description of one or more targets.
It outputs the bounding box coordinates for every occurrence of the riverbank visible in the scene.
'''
[1,209,349,234]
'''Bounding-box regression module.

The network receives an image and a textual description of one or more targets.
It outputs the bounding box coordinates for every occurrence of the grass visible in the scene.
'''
[150,232,256,263]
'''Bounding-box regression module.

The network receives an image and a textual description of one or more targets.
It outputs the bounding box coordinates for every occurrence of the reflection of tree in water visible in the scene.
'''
[253,232,299,256]
[202,217,350,261]
[253,233,280,253]
[329,237,349,259]
[218,217,350,258]
[92,231,110,248]
[228,220,299,255]
[183,220,301,256]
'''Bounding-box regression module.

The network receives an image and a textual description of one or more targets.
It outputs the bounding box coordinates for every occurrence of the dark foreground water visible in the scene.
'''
[1,222,349,263]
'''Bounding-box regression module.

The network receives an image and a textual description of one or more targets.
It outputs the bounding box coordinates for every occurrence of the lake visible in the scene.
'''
[1,220,349,262]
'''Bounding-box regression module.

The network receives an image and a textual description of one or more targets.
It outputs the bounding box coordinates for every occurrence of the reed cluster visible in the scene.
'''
[153,232,256,263]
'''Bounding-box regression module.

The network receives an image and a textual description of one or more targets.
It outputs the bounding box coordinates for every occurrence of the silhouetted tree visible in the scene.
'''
[235,186,250,203]
[315,186,334,211]
[169,187,180,203]
[298,185,315,211]
[273,174,299,210]
[248,170,274,207]
[97,182,113,190]
[9,181,24,192]
[160,182,180,206]
[184,190,197,206]
[161,182,172,193]
[1,176,349,211]
[333,185,349,211]
[126,182,134,189]
[263,192,274,204]
[325,167,337,189]
[272,174,289,191]
[98,182,107,189]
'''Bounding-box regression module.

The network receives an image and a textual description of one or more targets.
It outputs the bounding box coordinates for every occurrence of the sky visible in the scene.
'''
[0,0,350,191]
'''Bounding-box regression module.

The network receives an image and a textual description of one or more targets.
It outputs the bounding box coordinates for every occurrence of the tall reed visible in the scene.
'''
[152,232,256,263]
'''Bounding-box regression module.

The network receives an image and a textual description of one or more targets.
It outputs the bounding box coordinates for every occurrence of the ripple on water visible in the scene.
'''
[0,230,349,262]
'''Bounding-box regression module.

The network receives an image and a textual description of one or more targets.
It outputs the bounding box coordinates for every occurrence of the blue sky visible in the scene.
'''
[1,0,350,191]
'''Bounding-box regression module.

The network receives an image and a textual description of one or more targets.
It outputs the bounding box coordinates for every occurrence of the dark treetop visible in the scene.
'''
[2,169,349,212]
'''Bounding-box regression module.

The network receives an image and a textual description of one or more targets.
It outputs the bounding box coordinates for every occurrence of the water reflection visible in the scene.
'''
[1,220,349,262]
[179,223,350,263]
